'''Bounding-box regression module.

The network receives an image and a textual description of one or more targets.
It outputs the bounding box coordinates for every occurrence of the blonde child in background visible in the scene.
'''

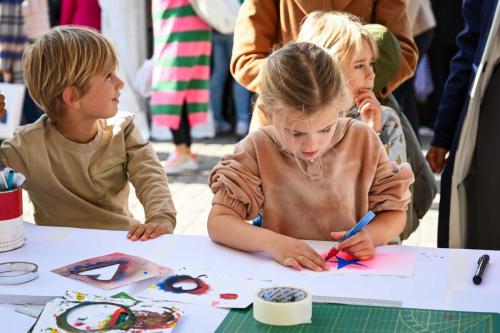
[207,42,414,271]
[0,27,176,241]
[298,11,407,165]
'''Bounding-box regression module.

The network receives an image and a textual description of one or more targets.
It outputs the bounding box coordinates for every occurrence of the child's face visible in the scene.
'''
[77,68,124,120]
[273,101,339,161]
[341,41,376,97]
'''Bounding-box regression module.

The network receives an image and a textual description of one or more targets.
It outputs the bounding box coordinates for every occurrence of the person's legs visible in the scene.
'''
[209,31,232,134]
[232,81,252,138]
[166,104,198,173]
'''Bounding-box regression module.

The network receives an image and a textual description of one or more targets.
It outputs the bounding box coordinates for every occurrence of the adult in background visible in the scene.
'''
[426,0,498,248]
[422,0,464,129]
[151,0,211,174]
[230,0,418,129]
[393,0,435,136]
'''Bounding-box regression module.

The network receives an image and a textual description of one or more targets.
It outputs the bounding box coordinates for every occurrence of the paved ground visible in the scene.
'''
[21,131,440,247]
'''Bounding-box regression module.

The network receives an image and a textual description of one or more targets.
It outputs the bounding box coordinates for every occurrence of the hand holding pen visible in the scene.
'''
[325,211,376,261]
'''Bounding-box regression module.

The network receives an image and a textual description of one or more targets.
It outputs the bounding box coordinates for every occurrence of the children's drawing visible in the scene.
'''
[335,256,367,269]
[52,252,172,289]
[141,269,270,308]
[32,291,182,333]
[319,251,417,277]
[157,274,210,295]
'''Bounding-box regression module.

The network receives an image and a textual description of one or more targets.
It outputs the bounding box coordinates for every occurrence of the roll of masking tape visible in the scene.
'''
[253,286,312,326]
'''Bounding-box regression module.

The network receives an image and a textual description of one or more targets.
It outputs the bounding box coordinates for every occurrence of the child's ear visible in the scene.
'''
[61,86,81,109]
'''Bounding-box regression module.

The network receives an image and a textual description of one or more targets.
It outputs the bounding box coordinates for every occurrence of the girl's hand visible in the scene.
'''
[127,223,171,241]
[354,89,382,133]
[330,230,375,260]
[268,234,328,272]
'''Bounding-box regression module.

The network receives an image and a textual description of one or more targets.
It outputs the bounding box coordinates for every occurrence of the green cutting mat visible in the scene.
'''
[216,303,500,333]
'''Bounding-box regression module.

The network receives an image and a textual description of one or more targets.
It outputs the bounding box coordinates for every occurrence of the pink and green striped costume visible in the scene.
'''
[151,0,211,129]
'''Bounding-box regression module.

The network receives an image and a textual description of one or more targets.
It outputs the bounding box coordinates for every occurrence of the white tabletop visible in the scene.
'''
[0,223,499,332]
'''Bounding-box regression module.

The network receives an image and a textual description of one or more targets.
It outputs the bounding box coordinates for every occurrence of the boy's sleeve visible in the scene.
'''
[123,118,176,233]
[0,134,31,189]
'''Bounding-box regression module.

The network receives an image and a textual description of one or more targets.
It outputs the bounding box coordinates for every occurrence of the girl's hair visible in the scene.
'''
[298,11,378,65]
[259,41,350,116]
[23,26,118,122]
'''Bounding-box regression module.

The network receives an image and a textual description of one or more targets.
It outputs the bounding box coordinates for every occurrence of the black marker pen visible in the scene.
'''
[473,254,489,285]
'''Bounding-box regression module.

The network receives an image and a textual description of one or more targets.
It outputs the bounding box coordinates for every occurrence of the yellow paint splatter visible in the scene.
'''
[76,292,86,301]
[45,328,59,333]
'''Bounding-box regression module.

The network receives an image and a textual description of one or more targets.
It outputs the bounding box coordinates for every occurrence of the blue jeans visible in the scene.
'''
[210,31,251,124]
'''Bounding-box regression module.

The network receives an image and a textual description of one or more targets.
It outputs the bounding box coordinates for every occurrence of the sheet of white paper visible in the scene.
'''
[141,269,269,308]
[313,251,417,277]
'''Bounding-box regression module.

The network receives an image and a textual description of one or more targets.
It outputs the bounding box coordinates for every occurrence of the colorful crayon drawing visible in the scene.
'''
[319,251,417,277]
[141,269,270,308]
[32,291,182,333]
[52,252,172,289]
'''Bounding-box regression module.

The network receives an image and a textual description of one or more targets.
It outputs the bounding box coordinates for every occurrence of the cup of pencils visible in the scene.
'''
[0,167,26,251]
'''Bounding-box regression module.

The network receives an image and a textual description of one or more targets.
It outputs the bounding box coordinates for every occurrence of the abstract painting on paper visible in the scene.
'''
[52,252,172,289]
[141,269,269,308]
[319,251,417,277]
[32,291,182,333]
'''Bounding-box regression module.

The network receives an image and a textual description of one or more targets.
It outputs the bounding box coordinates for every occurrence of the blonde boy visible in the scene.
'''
[0,27,176,240]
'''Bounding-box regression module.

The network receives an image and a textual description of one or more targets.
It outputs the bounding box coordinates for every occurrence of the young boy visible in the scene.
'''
[0,27,176,241]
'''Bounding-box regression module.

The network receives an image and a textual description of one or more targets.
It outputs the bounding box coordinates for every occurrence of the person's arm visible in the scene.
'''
[329,138,410,260]
[124,117,176,240]
[431,0,481,151]
[426,0,482,174]
[230,0,279,93]
[208,205,327,271]
[373,0,419,95]
[331,210,406,260]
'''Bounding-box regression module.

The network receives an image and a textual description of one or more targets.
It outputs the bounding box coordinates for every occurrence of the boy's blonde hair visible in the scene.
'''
[298,11,378,65]
[259,42,350,117]
[23,26,118,122]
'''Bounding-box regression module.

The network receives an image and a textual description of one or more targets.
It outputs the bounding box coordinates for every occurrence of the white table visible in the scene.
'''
[0,223,499,332]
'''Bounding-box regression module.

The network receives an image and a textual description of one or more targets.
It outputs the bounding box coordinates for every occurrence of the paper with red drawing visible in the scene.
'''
[320,251,417,277]
[140,268,271,308]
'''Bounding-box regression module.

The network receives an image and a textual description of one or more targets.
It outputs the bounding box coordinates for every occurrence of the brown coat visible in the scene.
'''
[231,0,418,95]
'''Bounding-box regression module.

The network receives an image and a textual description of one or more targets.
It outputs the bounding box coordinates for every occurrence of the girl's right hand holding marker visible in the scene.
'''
[331,229,375,261]
[268,234,328,272]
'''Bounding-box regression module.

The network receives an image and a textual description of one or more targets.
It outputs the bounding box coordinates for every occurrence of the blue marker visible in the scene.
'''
[324,210,376,260]
[343,210,376,240]
[6,169,15,190]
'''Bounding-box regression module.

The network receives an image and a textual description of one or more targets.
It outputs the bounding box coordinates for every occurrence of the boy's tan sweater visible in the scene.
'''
[0,114,176,231]
[209,118,414,241]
